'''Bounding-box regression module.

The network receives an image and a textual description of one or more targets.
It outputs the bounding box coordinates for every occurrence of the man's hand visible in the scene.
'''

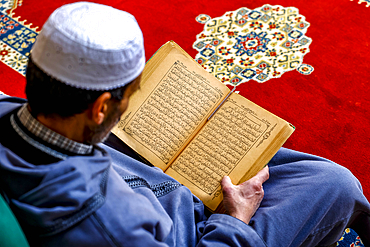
[221,166,269,224]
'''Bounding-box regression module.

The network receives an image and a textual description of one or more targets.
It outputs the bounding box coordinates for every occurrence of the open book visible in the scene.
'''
[112,41,294,212]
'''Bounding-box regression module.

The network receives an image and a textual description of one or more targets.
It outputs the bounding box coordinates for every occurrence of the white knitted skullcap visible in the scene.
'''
[31,2,145,90]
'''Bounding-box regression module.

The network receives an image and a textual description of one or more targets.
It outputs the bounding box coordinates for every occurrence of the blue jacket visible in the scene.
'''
[0,95,265,246]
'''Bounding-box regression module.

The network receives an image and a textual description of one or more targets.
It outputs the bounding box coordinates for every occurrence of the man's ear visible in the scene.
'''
[91,92,111,125]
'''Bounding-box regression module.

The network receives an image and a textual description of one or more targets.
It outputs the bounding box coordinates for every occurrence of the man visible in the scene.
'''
[0,2,369,246]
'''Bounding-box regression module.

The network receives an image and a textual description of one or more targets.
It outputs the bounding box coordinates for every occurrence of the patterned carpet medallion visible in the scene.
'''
[193,5,313,86]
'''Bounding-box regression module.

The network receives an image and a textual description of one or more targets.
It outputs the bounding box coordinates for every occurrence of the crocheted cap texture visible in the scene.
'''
[31,1,145,90]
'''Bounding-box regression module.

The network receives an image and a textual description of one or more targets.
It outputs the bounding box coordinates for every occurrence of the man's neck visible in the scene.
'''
[36,111,89,143]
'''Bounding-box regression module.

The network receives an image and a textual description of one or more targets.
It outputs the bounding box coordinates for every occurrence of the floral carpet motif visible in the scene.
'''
[0,0,38,75]
[193,5,314,86]
[337,228,364,247]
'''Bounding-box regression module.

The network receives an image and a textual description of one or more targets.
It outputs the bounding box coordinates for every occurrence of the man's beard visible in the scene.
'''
[84,104,121,145]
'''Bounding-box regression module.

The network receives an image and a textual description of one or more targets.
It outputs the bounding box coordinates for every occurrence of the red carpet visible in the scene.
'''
[1,0,369,244]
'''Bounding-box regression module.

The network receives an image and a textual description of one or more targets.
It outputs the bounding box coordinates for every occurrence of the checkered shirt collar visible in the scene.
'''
[17,104,93,155]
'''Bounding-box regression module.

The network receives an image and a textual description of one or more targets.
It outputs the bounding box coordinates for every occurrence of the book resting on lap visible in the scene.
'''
[112,41,294,212]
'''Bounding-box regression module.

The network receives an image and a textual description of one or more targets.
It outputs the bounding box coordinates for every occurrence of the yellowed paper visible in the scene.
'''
[166,93,294,211]
[112,41,294,211]
[112,42,230,170]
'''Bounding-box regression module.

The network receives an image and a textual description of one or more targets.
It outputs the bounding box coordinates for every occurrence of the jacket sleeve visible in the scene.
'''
[197,214,267,247]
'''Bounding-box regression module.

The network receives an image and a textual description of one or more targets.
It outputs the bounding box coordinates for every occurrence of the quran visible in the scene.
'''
[112,41,294,212]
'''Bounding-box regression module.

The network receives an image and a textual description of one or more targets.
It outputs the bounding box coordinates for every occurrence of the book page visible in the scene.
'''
[112,42,230,170]
[165,93,294,211]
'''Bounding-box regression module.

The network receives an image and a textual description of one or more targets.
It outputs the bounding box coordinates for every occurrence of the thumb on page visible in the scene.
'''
[221,176,234,192]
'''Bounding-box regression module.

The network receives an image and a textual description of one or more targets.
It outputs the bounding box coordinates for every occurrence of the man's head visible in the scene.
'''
[26,2,145,144]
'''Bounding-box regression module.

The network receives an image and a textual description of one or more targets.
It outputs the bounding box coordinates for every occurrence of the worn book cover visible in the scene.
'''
[112,41,294,212]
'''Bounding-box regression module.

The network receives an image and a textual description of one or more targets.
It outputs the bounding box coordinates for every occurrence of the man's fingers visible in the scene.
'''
[222,166,268,191]
[221,170,267,224]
